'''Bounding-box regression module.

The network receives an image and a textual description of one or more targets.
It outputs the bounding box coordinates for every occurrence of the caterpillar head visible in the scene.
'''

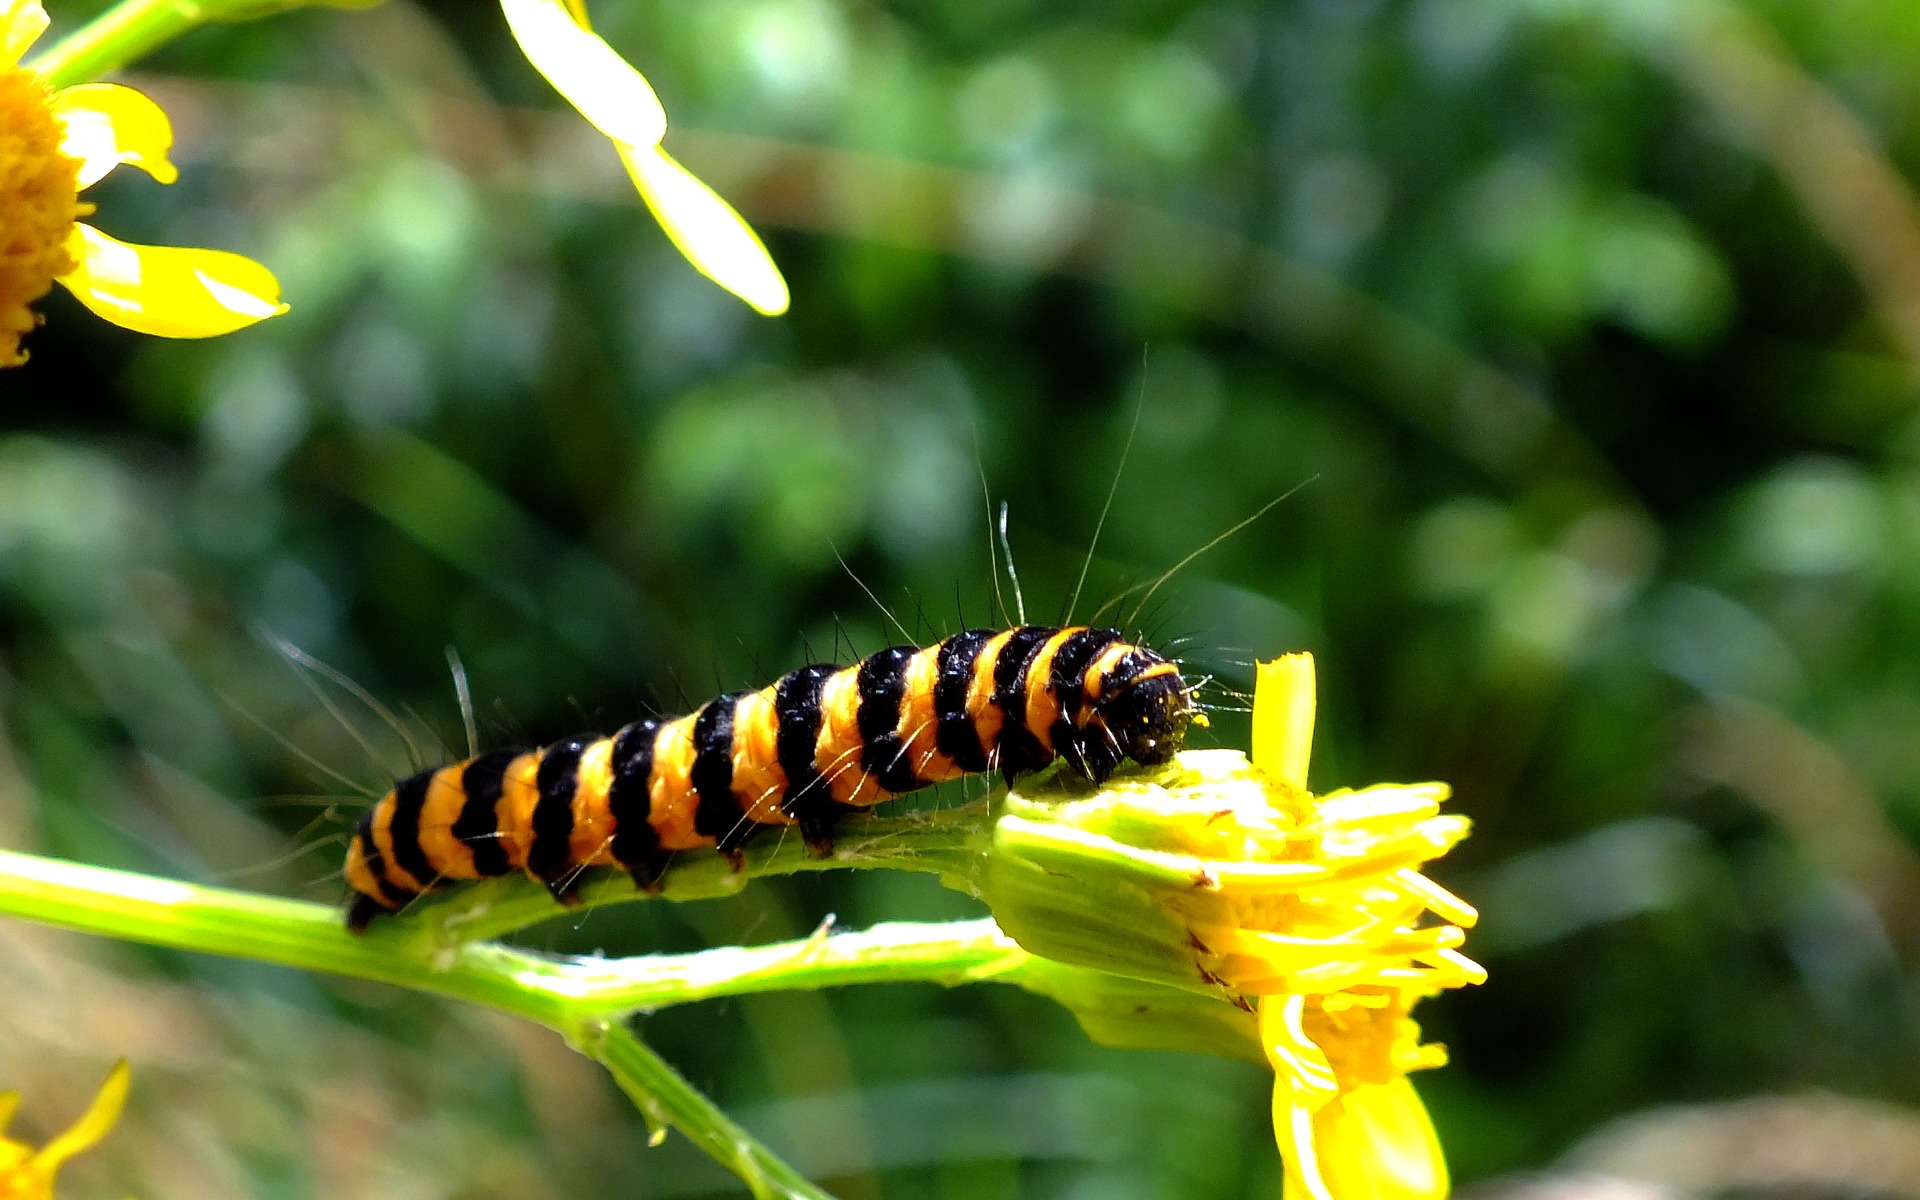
[1071,644,1194,783]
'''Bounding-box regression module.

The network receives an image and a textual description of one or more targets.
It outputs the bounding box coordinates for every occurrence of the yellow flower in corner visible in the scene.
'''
[499,0,789,316]
[0,1061,129,1200]
[0,0,286,367]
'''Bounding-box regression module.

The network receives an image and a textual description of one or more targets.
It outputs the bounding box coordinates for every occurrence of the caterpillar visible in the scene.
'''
[343,624,1195,931]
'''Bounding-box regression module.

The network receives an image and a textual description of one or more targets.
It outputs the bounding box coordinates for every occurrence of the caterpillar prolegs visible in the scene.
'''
[344,625,1194,930]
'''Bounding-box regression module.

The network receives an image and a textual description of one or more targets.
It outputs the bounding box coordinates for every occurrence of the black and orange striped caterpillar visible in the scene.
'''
[344,624,1194,930]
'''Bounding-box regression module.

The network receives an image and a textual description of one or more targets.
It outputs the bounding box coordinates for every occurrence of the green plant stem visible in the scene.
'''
[0,845,1011,1015]
[414,804,985,944]
[28,0,198,87]
[29,0,382,89]
[580,1023,834,1200]
[0,845,1006,1200]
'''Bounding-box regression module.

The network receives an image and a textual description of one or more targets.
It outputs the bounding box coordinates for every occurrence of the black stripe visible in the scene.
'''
[347,893,386,932]
[356,809,414,907]
[1048,628,1125,769]
[857,645,923,795]
[386,770,440,892]
[453,749,521,877]
[992,625,1057,779]
[775,666,835,813]
[691,693,751,850]
[993,625,1057,713]
[934,629,996,772]
[607,719,663,870]
[528,737,588,888]
[1051,628,1126,722]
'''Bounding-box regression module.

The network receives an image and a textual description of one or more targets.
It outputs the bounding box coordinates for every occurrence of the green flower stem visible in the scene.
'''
[580,1023,833,1200]
[406,804,985,945]
[29,0,385,89]
[28,0,198,87]
[0,843,999,1200]
[547,917,1027,1020]
[0,842,1002,1016]
[0,784,1267,1192]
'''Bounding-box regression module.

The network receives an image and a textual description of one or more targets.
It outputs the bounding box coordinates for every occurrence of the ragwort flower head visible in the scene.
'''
[984,654,1483,1200]
[0,1061,128,1200]
[0,0,285,367]
[501,0,789,316]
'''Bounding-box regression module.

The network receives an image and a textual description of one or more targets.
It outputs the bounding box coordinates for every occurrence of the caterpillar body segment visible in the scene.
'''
[344,625,1194,931]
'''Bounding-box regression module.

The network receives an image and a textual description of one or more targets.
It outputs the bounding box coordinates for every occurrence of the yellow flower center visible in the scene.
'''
[1301,992,1449,1089]
[0,65,87,367]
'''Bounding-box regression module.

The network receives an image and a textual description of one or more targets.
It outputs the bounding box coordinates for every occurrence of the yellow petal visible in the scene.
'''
[621,143,790,315]
[0,1090,18,1135]
[1277,1092,1335,1200]
[499,0,665,148]
[1260,995,1340,1107]
[1254,654,1316,791]
[2,0,48,67]
[31,1061,128,1174]
[58,224,287,338]
[51,83,179,187]
[1282,1079,1449,1200]
[1390,869,1478,928]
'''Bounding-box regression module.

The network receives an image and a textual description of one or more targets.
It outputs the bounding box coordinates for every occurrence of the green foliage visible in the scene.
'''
[11,0,1920,1196]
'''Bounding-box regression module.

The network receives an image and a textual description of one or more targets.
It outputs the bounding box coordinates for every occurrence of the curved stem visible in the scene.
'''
[0,845,1005,1200]
[0,847,576,1022]
[548,918,1027,1019]
[29,0,200,88]
[28,0,381,89]
[0,844,1004,1012]
[579,1022,834,1200]
[31,0,229,87]
[411,804,986,945]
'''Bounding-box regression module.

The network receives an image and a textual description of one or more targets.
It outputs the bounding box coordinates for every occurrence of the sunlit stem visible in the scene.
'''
[580,1022,834,1200]
[411,802,986,944]
[26,0,193,87]
[29,0,383,89]
[0,844,1005,1011]
[545,918,1030,1020]
[0,844,1004,1200]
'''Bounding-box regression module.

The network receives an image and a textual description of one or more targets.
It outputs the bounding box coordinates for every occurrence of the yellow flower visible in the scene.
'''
[1249,655,1478,1200]
[500,0,789,316]
[0,0,285,367]
[1262,994,1449,1200]
[983,653,1483,1200]
[0,1061,129,1200]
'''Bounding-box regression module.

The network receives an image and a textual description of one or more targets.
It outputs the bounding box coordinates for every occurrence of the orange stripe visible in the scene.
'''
[415,764,480,881]
[734,686,793,825]
[370,794,425,893]
[966,629,1014,765]
[495,751,542,870]
[649,717,705,849]
[1082,642,1136,704]
[1022,627,1080,750]
[900,645,961,782]
[568,736,620,867]
[344,837,383,902]
[817,664,884,805]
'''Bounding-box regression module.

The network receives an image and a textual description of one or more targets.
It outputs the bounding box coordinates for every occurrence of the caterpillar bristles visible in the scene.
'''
[344,625,1197,930]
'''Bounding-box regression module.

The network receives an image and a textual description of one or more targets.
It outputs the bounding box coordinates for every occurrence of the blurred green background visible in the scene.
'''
[10,0,1920,1196]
